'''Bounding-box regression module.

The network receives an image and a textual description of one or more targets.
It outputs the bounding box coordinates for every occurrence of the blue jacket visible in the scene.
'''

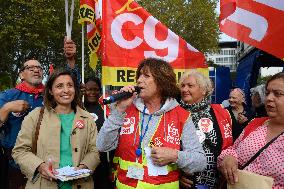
[0,88,43,148]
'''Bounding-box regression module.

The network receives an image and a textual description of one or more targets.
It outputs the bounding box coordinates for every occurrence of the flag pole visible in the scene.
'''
[103,85,106,119]
[82,25,85,102]
[100,0,110,163]
[102,85,109,162]
[100,0,106,120]
[81,25,85,84]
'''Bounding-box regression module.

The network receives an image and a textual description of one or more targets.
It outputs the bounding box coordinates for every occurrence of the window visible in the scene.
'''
[229,50,235,55]
[229,57,236,63]
[216,57,223,63]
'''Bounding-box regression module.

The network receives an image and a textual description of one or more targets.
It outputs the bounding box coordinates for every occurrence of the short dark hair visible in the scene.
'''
[265,72,284,90]
[44,68,82,110]
[136,58,180,103]
[85,76,102,93]
[21,55,39,70]
[24,53,38,63]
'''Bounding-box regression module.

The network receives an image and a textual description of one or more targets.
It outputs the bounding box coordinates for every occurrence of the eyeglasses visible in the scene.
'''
[22,65,43,72]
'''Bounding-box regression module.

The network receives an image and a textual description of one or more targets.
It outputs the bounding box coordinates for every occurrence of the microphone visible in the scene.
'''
[102,86,141,105]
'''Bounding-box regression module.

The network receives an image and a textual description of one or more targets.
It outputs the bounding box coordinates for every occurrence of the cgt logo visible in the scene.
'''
[120,117,135,135]
[111,13,195,63]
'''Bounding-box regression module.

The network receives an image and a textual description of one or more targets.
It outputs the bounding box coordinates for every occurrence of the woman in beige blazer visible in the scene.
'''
[12,69,100,189]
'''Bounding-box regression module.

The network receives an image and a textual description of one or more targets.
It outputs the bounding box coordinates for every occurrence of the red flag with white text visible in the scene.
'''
[102,0,206,86]
[220,0,284,59]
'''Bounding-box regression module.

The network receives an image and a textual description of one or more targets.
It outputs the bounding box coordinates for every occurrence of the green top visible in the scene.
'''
[58,112,75,189]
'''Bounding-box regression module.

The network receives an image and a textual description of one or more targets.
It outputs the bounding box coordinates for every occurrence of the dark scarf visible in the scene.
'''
[180,95,212,122]
[15,82,44,99]
[180,96,220,189]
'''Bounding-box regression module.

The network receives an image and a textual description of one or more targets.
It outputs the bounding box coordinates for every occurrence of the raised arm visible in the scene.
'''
[0,91,29,127]
[96,86,137,152]
[64,37,76,69]
[96,108,125,152]
[64,37,81,86]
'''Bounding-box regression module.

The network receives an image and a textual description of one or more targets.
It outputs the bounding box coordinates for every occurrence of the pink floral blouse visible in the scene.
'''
[217,121,284,188]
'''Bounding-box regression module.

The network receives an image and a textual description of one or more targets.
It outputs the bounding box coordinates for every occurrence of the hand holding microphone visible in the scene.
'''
[102,86,141,105]
[103,86,141,113]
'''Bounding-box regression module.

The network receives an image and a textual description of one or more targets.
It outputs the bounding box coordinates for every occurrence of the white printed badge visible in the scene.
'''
[198,118,213,133]
[126,165,144,180]
[120,117,135,135]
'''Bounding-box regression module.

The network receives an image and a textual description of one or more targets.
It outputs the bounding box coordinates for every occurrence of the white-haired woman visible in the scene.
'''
[179,70,233,189]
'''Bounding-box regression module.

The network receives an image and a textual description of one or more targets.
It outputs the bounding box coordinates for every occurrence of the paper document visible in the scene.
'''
[55,166,92,181]
[144,147,168,176]
[227,170,274,189]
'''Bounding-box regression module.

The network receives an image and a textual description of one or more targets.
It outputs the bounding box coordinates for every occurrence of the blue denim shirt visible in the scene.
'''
[0,88,43,148]
[66,64,81,87]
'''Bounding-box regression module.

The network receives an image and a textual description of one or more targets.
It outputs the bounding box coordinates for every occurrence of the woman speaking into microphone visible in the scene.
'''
[97,58,206,189]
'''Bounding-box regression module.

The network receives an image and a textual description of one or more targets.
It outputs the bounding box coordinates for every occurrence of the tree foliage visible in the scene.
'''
[0,0,220,89]
[0,0,83,87]
[139,0,219,53]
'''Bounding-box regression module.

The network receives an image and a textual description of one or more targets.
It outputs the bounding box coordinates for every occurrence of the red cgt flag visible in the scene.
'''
[220,0,284,59]
[102,0,206,86]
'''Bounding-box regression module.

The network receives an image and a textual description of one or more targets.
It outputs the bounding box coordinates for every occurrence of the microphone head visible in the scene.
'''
[102,96,113,105]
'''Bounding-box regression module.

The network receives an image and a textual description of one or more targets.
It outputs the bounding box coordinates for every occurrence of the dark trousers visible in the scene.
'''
[0,147,27,189]
[93,152,115,189]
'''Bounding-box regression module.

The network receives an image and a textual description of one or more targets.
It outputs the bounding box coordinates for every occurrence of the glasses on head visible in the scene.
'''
[22,65,43,72]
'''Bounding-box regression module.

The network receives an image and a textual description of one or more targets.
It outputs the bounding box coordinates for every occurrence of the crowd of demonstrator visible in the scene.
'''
[0,41,283,189]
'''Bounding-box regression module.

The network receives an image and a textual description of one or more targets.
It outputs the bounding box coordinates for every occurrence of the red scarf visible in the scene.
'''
[15,82,44,99]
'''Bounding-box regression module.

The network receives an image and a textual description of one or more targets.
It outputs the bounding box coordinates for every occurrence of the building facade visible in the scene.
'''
[206,41,237,72]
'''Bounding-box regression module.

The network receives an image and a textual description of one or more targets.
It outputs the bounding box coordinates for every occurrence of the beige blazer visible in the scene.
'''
[12,106,100,189]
